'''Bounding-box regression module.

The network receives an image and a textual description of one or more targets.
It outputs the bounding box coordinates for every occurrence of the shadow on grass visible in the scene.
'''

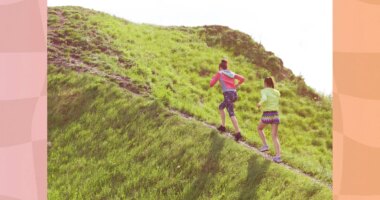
[48,71,100,130]
[183,131,225,200]
[238,155,271,200]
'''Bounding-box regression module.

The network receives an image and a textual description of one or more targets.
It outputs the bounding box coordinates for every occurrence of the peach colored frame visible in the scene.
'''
[334,0,380,199]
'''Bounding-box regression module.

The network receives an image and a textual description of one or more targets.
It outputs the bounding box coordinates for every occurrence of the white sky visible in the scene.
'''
[48,0,332,94]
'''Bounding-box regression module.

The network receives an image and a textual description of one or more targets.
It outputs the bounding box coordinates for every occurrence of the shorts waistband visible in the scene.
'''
[223,90,237,94]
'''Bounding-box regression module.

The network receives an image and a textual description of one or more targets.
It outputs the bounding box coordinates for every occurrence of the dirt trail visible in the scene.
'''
[171,109,332,189]
[48,11,332,190]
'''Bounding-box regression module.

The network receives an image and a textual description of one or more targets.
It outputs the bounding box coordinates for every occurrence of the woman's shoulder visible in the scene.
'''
[274,89,281,96]
[265,88,280,96]
[262,88,278,91]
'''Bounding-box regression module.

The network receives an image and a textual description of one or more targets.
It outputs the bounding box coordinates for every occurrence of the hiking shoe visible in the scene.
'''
[273,156,282,163]
[217,125,226,132]
[259,145,269,152]
[234,132,242,141]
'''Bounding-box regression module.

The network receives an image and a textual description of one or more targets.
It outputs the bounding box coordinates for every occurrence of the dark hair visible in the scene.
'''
[264,76,275,88]
[219,59,228,70]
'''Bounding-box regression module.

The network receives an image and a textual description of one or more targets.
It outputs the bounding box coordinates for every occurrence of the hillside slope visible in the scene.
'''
[48,66,331,199]
[48,5,332,196]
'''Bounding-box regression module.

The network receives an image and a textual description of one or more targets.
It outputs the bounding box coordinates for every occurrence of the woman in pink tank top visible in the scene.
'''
[210,59,245,141]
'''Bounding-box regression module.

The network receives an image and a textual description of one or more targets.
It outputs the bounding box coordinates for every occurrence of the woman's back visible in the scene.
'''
[260,88,280,111]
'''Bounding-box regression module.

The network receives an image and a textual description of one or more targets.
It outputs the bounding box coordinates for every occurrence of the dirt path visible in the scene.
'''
[48,12,332,190]
[171,109,332,189]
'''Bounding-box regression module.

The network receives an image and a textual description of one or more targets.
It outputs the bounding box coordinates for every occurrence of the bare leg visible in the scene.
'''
[230,116,241,133]
[219,109,226,127]
[257,122,268,146]
[271,124,281,157]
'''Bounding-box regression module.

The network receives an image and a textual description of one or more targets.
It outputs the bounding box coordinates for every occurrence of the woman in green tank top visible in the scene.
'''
[256,77,282,163]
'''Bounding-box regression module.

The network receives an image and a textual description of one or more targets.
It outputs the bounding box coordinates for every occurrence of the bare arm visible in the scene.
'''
[257,90,267,108]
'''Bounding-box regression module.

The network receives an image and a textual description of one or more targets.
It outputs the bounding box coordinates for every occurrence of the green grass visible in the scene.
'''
[48,6,332,198]
[48,66,331,199]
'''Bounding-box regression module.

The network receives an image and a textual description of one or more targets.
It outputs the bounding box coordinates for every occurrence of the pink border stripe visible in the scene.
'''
[0,0,47,199]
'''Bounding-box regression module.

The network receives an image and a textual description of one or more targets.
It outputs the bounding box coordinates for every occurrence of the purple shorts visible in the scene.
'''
[261,111,280,124]
[219,91,238,117]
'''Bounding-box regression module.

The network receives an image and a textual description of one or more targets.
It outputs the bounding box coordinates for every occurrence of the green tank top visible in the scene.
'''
[259,88,280,111]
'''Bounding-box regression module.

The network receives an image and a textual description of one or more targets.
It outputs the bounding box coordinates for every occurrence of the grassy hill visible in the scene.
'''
[48,6,332,199]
